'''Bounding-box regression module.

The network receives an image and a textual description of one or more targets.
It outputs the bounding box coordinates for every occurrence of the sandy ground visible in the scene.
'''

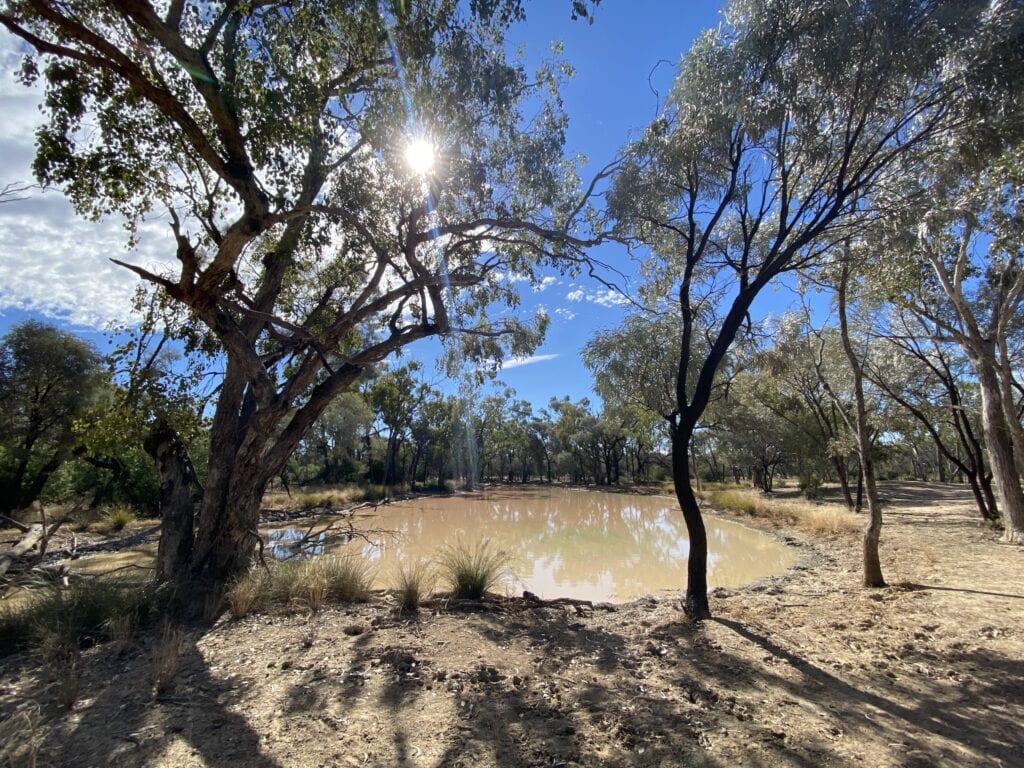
[2,481,1023,767]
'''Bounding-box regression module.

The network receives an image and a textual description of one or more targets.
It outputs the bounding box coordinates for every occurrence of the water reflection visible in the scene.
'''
[265,488,797,602]
[266,527,327,559]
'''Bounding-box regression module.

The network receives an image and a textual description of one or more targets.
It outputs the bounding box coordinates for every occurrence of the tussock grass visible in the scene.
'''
[98,505,138,533]
[393,560,436,611]
[439,540,510,600]
[151,619,186,696]
[0,578,152,707]
[226,570,270,619]
[226,554,374,618]
[703,487,860,535]
[0,578,154,656]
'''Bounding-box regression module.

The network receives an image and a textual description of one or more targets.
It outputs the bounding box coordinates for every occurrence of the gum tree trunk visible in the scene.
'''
[672,424,710,619]
[837,264,886,587]
[143,419,197,584]
[975,363,1024,542]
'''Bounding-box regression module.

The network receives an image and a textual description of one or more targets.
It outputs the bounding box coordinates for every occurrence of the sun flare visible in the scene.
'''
[404,137,435,175]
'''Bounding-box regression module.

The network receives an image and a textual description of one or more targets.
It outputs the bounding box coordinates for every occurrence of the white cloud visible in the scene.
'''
[501,353,558,370]
[554,307,576,321]
[531,276,557,292]
[563,286,630,308]
[590,288,631,307]
[0,35,175,328]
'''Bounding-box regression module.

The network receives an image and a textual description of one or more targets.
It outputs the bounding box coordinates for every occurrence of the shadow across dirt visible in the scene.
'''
[710,617,1024,767]
[15,628,283,768]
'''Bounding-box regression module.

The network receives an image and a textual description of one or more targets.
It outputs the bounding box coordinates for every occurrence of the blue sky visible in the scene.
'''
[0,2,727,410]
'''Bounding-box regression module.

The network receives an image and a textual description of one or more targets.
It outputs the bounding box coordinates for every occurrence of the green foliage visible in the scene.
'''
[0,321,104,515]
[439,540,510,600]
[3,1,604,586]
[799,473,823,500]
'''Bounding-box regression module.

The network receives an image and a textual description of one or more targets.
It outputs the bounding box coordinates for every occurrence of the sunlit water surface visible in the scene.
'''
[267,487,797,602]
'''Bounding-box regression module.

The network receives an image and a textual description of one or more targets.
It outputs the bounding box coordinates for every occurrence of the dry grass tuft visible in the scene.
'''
[37,635,81,710]
[393,560,437,611]
[226,570,270,619]
[151,619,186,696]
[704,487,860,535]
[106,612,134,653]
[226,555,374,618]
[439,540,510,600]
[99,505,137,533]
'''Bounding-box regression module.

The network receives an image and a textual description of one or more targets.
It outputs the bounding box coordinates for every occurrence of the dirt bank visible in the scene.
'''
[2,481,1022,767]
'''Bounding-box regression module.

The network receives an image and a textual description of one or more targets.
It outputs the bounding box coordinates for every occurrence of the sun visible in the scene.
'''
[404,137,435,175]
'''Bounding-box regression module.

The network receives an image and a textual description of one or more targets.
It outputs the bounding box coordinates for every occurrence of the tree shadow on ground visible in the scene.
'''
[270,603,834,767]
[11,627,282,768]
[704,617,1024,766]
[896,582,1024,601]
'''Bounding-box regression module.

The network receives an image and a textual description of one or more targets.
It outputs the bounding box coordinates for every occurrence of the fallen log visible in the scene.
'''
[522,591,617,612]
[0,516,67,579]
[0,524,45,578]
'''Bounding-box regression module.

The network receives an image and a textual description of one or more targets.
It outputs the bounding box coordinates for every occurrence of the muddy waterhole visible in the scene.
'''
[268,487,797,601]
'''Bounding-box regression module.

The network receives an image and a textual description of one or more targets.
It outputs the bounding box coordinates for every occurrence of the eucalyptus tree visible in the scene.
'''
[610,0,992,617]
[869,309,998,522]
[0,321,104,517]
[896,153,1024,541]
[291,390,374,484]
[1,1,606,590]
[830,258,889,585]
[367,363,426,487]
[753,315,857,504]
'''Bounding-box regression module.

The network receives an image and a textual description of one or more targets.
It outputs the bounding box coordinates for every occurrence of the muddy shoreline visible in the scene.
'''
[2,481,1022,767]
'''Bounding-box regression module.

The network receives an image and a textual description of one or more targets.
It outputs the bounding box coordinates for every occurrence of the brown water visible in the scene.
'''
[266,487,797,602]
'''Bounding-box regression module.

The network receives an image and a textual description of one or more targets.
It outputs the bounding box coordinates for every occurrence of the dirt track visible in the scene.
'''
[2,481,1023,767]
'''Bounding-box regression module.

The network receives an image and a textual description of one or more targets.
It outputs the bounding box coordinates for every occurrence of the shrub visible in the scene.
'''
[31,578,152,649]
[3,578,153,706]
[439,540,509,600]
[393,560,436,611]
[798,473,823,500]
